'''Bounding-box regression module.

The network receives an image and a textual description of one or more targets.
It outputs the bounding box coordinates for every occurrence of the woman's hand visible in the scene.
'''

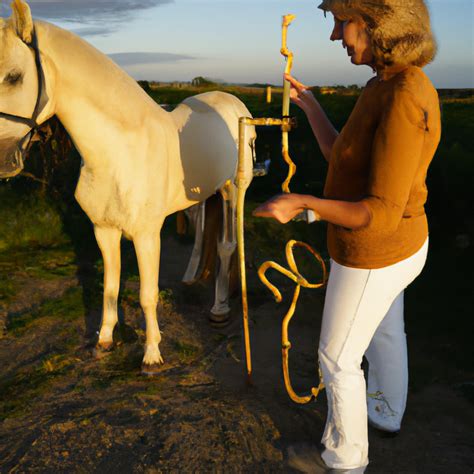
[284,73,338,162]
[284,73,318,113]
[252,193,306,224]
[253,194,372,230]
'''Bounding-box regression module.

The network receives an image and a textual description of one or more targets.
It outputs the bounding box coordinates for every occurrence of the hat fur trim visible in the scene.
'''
[318,0,437,69]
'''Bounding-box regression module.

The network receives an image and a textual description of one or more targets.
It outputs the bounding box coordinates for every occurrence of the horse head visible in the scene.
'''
[0,0,41,178]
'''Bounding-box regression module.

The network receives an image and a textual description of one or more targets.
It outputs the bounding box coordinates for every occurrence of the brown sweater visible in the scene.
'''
[323,66,441,269]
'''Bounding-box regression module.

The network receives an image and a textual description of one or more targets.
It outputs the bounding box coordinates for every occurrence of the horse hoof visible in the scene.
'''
[141,362,165,376]
[93,341,114,358]
[209,311,231,328]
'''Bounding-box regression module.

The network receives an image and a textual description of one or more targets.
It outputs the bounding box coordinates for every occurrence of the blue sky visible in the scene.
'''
[2,0,473,87]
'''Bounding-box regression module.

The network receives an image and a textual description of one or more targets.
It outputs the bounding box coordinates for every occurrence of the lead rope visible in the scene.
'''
[280,14,296,194]
[257,15,327,404]
[259,240,327,403]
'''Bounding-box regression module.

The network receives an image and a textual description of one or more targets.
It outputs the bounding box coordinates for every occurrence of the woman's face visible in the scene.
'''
[330,16,373,66]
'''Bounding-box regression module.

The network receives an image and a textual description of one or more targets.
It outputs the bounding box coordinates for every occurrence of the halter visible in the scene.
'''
[0,27,48,175]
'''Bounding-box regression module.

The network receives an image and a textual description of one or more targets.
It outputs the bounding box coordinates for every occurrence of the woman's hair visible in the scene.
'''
[318,0,437,69]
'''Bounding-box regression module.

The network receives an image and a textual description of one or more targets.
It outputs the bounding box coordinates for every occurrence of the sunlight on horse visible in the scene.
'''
[0,0,256,374]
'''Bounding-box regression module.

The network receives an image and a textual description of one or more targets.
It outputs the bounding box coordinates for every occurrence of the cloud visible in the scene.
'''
[108,52,196,67]
[1,1,173,24]
[72,26,119,37]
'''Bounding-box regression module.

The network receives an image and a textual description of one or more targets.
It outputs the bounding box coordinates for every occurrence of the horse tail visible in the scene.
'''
[176,211,187,235]
[195,192,221,283]
[190,192,239,296]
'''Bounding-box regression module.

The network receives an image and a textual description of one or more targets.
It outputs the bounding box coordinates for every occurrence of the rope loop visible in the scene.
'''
[258,240,327,404]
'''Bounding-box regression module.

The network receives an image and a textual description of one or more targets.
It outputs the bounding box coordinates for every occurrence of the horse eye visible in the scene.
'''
[4,71,23,85]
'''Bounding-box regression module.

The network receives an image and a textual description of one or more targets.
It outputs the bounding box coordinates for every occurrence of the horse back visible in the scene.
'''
[170,92,256,210]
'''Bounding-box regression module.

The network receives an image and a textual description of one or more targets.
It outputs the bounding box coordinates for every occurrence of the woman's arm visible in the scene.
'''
[253,193,371,230]
[286,73,339,162]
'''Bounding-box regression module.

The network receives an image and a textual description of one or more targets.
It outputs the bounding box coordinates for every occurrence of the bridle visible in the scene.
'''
[0,27,48,175]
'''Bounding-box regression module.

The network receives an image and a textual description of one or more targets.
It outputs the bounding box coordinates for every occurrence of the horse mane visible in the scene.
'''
[34,20,167,122]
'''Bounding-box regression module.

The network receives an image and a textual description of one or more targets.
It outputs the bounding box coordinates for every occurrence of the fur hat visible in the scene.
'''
[318,0,437,69]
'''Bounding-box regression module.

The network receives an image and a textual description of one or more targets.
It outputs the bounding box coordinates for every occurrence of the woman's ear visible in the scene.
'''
[11,0,34,44]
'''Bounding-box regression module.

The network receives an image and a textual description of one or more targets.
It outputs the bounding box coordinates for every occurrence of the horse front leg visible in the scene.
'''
[94,225,122,352]
[210,181,237,324]
[133,231,164,374]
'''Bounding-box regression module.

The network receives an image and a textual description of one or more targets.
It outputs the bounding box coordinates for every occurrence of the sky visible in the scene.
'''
[1,0,472,88]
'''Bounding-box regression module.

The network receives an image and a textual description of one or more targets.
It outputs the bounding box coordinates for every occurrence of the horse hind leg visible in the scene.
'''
[94,226,122,353]
[133,231,164,374]
[210,180,237,325]
[182,202,206,284]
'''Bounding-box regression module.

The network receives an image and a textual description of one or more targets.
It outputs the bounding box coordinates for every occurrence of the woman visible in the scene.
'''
[254,0,441,470]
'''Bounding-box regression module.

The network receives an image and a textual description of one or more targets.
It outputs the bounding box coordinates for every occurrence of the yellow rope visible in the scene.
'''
[281,14,297,194]
[259,240,327,404]
[256,16,328,404]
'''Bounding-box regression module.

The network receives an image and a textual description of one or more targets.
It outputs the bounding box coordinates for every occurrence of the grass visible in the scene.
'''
[406,243,474,381]
[0,369,55,420]
[8,286,84,336]
[0,273,16,303]
[159,288,174,305]
[0,245,78,322]
[173,341,201,364]
[24,253,76,280]
[41,353,81,374]
[0,186,69,252]
[0,293,83,420]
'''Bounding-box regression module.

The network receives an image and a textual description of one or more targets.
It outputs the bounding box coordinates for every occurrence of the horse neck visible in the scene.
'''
[36,21,165,165]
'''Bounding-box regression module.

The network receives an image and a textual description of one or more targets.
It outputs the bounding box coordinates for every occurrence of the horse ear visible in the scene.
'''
[10,0,34,44]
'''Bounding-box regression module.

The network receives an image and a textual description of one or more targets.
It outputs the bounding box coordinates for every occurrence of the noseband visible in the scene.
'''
[0,28,48,174]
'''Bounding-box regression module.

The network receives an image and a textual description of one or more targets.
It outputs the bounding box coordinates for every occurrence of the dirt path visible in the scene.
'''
[0,237,472,473]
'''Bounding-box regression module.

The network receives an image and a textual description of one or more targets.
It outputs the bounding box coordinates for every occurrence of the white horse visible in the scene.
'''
[0,0,256,373]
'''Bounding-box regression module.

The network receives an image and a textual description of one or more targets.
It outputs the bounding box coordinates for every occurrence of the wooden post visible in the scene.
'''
[266,86,272,103]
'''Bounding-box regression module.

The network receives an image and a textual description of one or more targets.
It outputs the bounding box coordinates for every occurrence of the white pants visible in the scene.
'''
[318,238,429,470]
